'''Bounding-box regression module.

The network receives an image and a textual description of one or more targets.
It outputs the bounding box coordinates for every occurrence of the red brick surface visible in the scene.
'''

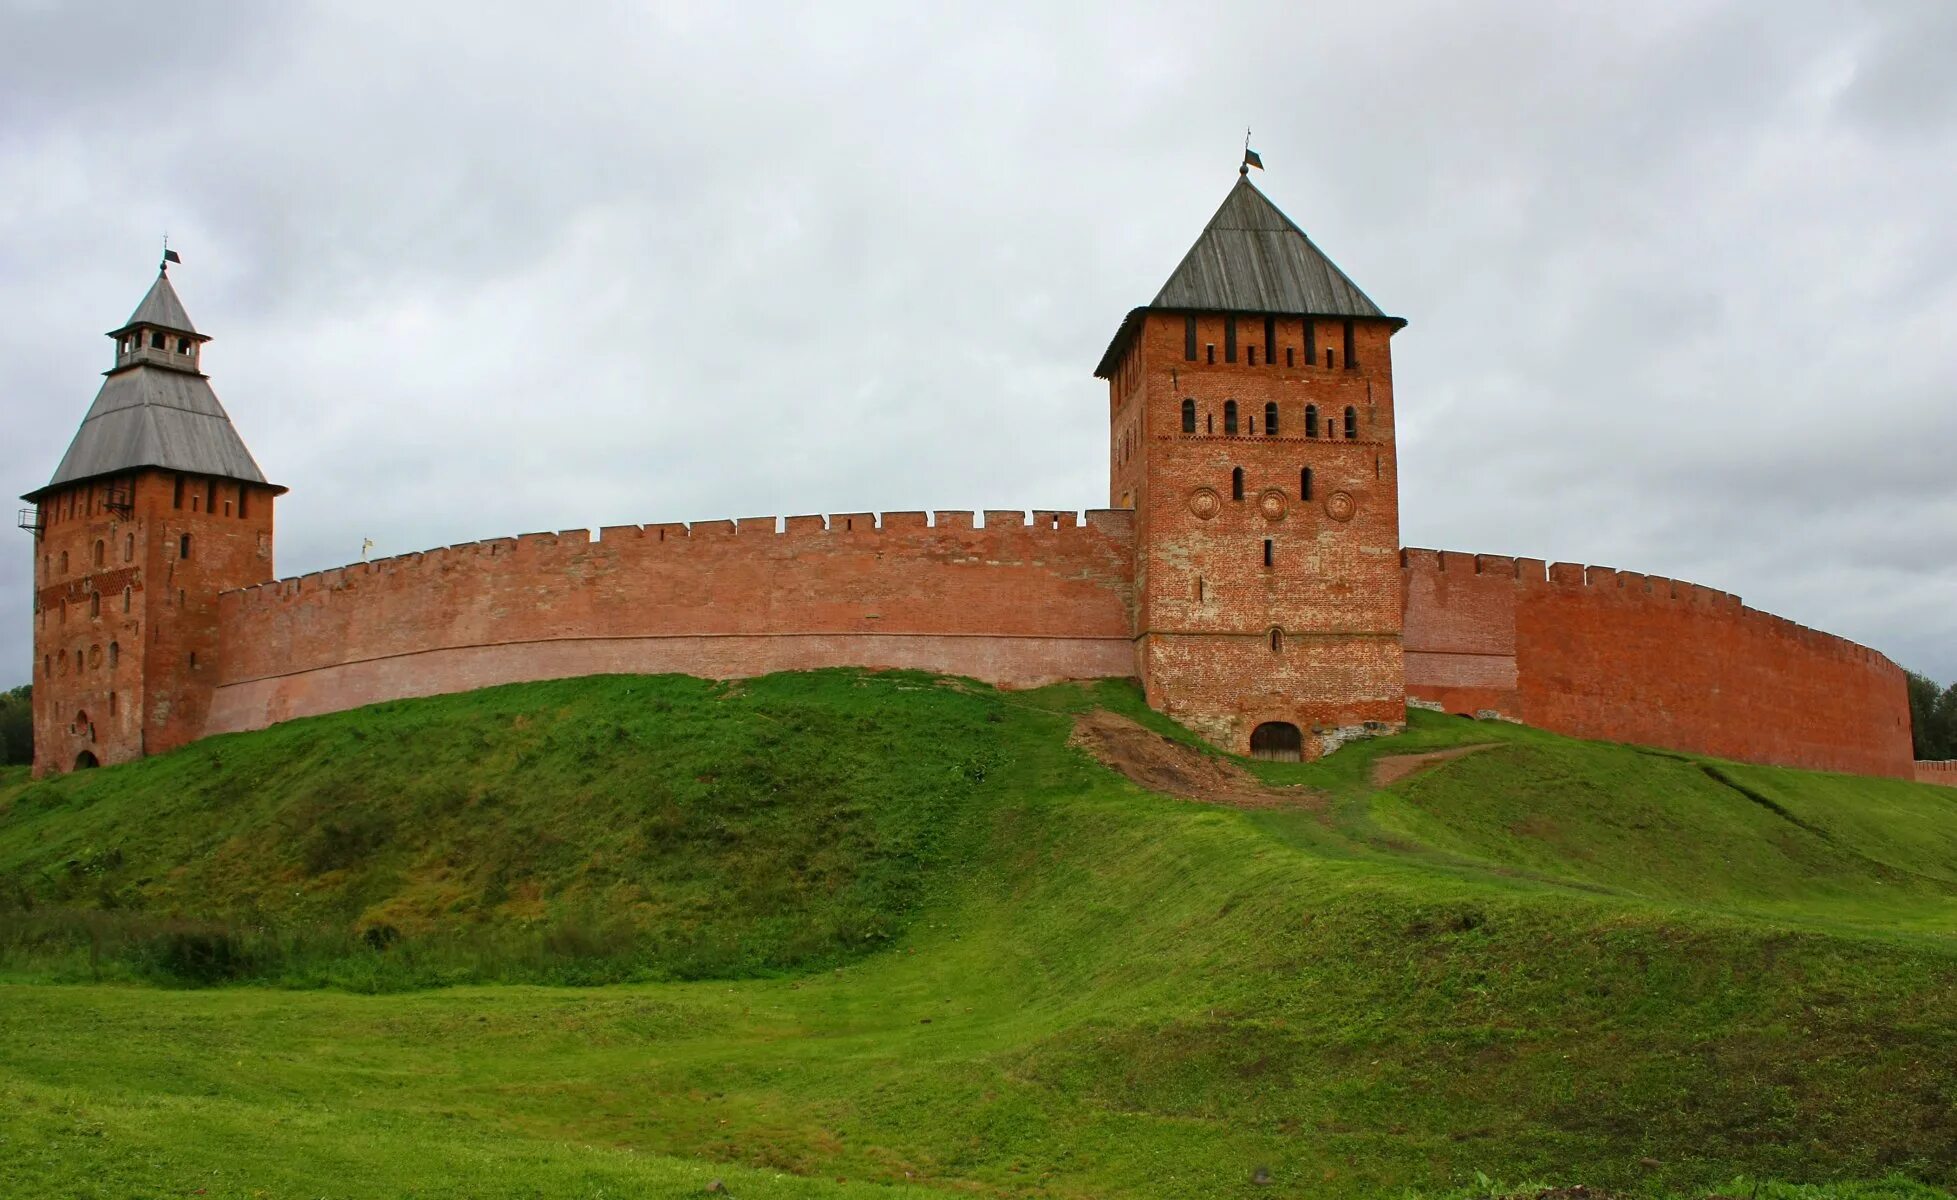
[1113,312,1405,752]
[29,469,275,776]
[206,512,1136,733]
[1918,761,1957,788]
[1402,549,1915,778]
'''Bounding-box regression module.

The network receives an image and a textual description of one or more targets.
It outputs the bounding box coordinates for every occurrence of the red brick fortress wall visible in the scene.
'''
[1919,761,1957,788]
[1402,549,1915,778]
[206,510,1134,734]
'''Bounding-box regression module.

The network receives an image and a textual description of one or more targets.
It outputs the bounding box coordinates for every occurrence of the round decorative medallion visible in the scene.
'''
[1187,487,1221,520]
[1325,490,1356,522]
[1257,488,1288,522]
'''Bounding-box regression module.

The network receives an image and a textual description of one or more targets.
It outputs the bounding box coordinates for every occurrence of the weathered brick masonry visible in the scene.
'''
[207,512,1134,735]
[25,174,1923,779]
[1919,761,1957,788]
[1402,549,1915,778]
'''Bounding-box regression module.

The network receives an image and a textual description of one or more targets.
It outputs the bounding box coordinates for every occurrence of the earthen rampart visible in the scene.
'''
[206,510,1136,734]
[1401,549,1915,778]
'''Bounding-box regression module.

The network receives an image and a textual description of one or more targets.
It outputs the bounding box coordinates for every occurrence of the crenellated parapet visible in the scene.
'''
[1401,547,1915,778]
[206,510,1138,735]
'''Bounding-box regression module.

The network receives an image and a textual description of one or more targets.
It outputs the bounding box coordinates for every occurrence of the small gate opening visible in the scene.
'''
[1250,722,1303,763]
[73,751,100,771]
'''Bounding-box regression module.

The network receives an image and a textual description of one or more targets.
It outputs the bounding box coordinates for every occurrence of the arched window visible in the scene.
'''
[123,533,134,561]
[1344,406,1358,439]
[1264,402,1278,436]
[1305,405,1319,438]
[89,593,100,618]
[59,551,68,574]
[122,585,132,613]
[1269,626,1284,653]
[93,540,105,567]
[1181,398,1196,434]
[109,641,119,669]
[1223,400,1239,435]
[1300,467,1313,501]
[179,533,191,559]
[1231,467,1245,501]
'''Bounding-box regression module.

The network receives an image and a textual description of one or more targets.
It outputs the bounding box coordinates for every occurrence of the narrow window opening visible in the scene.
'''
[1269,626,1284,653]
[1223,400,1238,435]
[1343,320,1358,369]
[93,539,104,567]
[1285,347,1295,367]
[189,652,198,670]
[124,533,133,561]
[1247,345,1257,367]
[1263,539,1274,568]
[1206,413,1213,434]
[1206,344,1215,365]
[123,586,131,613]
[59,551,68,574]
[173,475,184,509]
[1264,402,1278,436]
[1305,405,1319,438]
[1325,348,1335,369]
[205,480,216,512]
[1181,398,1196,434]
[1304,319,1317,365]
[238,487,250,519]
[89,593,100,618]
[1184,315,1198,360]
[109,691,118,716]
[109,642,119,668]
[1376,455,1382,479]
[1231,467,1245,501]
[1301,467,1314,500]
[179,533,191,559]
[1264,316,1277,365]
[1344,406,1358,439]
[1195,575,1205,602]
[1224,320,1237,363]
[224,500,233,516]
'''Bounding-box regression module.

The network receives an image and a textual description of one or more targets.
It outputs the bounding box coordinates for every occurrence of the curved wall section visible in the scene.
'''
[207,510,1134,735]
[1402,549,1914,779]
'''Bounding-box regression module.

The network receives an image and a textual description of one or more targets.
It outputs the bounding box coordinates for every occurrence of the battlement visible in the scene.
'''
[1918,761,1957,788]
[1400,547,1895,670]
[226,508,1135,607]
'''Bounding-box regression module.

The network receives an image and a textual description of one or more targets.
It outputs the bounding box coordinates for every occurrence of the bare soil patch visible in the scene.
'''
[1069,710,1325,811]
[1371,743,1499,787]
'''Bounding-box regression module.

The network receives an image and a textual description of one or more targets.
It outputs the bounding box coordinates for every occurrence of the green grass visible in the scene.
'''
[0,670,1953,1199]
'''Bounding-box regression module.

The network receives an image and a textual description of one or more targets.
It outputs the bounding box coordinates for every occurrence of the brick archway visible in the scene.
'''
[1249,721,1303,763]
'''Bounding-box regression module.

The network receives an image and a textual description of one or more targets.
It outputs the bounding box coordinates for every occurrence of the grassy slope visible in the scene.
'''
[0,672,1954,1199]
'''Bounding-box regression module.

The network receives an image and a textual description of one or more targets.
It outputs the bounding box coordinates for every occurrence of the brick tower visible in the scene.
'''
[1096,169,1407,759]
[21,263,282,776]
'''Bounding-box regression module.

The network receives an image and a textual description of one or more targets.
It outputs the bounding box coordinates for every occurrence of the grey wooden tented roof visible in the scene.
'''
[117,270,200,336]
[1095,174,1402,378]
[25,273,275,500]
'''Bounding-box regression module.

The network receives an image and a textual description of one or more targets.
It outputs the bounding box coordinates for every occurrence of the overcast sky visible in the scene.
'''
[3,0,1954,691]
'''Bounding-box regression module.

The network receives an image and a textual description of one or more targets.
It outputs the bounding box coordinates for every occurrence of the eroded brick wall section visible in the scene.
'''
[207,511,1134,734]
[1403,549,1915,778]
[1918,761,1957,788]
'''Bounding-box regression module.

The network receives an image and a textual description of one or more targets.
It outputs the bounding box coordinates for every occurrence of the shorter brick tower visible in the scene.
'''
[1097,169,1407,759]
[22,263,282,776]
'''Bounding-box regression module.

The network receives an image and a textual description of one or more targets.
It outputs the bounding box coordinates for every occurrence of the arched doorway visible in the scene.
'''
[73,751,100,771]
[1250,722,1303,763]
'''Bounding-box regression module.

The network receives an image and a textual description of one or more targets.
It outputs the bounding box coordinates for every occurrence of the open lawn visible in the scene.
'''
[1,671,1952,1198]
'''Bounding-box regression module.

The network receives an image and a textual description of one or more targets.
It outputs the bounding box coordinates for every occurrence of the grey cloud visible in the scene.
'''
[4,0,1953,694]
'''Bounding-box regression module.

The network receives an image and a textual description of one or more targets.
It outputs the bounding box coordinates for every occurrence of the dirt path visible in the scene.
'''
[1370,743,1499,787]
[1069,710,1325,811]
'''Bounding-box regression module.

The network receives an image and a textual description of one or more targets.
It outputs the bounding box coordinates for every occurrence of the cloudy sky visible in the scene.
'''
[3,0,1954,689]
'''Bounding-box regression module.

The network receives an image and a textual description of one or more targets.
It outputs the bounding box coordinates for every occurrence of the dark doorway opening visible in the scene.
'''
[1250,722,1303,762]
[73,751,100,771]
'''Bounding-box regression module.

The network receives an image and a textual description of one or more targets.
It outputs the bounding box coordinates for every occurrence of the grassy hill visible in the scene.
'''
[1,670,1953,1199]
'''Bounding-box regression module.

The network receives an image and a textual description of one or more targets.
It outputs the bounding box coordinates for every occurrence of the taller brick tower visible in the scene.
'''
[21,263,282,776]
[1096,169,1407,759]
